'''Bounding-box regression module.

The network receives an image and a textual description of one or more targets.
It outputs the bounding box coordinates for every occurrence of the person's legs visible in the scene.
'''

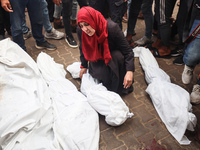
[9,0,27,50]
[127,0,143,41]
[41,0,52,33]
[71,0,78,33]
[141,0,153,39]
[108,0,127,30]
[156,0,176,47]
[0,5,5,37]
[53,4,64,29]
[134,0,153,45]
[182,19,200,84]
[26,0,45,44]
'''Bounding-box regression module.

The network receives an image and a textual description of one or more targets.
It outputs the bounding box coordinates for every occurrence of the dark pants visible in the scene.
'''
[155,0,176,46]
[0,3,11,35]
[62,0,88,37]
[89,0,127,30]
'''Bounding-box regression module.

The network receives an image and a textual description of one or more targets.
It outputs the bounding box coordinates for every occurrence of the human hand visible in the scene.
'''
[124,0,128,2]
[79,68,87,79]
[1,0,13,12]
[123,71,133,89]
[52,0,62,6]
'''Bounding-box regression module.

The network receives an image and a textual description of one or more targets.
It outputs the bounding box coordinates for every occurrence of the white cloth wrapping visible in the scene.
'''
[67,62,134,126]
[37,52,100,150]
[80,73,134,126]
[137,47,197,145]
[66,62,81,78]
[0,39,100,150]
[0,38,52,149]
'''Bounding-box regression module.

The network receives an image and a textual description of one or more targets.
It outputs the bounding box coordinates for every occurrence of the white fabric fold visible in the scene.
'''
[137,46,197,145]
[67,62,134,126]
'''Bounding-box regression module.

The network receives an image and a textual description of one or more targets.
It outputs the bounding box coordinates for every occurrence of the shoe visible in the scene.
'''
[190,84,200,104]
[54,19,64,29]
[65,35,78,48]
[171,46,183,56]
[135,36,153,46]
[0,35,5,41]
[44,28,64,40]
[182,65,193,84]
[23,30,32,40]
[173,55,184,65]
[35,41,57,51]
[146,39,162,50]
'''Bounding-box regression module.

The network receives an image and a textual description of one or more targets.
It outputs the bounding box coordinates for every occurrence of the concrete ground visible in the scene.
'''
[5,2,200,150]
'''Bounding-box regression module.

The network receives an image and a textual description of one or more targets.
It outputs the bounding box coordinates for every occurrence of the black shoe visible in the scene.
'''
[35,41,57,51]
[65,35,78,48]
[171,46,183,56]
[173,55,184,65]
[0,35,5,41]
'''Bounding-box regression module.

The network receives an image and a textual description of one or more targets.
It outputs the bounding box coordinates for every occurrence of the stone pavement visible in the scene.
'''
[6,3,200,150]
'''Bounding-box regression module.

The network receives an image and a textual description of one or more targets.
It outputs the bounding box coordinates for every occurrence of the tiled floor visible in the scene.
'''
[5,3,200,150]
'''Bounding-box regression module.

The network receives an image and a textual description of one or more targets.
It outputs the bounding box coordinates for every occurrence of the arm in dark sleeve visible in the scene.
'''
[77,27,88,68]
[110,22,135,72]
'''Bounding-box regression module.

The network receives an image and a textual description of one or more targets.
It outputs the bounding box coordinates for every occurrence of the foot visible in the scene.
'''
[190,84,200,104]
[54,18,64,29]
[182,65,193,84]
[44,28,64,40]
[135,36,153,46]
[35,41,57,51]
[65,35,78,48]
[173,55,184,65]
[146,39,162,50]
[23,30,32,40]
[171,45,184,56]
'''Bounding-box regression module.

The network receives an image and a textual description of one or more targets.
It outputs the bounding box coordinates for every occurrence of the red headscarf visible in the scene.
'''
[77,6,112,65]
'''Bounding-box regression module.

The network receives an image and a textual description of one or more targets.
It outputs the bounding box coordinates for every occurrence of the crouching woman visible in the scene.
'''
[77,6,135,95]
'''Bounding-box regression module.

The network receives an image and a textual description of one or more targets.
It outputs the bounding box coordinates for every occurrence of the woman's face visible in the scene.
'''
[79,21,95,36]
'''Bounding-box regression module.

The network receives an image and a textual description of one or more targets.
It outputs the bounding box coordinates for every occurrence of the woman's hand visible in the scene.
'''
[52,0,62,6]
[123,71,134,89]
[79,68,87,79]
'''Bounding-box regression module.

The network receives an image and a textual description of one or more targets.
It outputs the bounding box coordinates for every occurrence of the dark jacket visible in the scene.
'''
[183,0,200,42]
[78,19,135,72]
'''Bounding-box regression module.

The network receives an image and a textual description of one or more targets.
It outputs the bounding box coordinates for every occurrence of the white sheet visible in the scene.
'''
[137,47,197,145]
[67,62,133,126]
[0,38,100,150]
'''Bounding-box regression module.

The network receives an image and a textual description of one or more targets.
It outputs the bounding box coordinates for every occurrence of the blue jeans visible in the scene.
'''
[22,0,52,34]
[183,19,200,68]
[127,0,153,38]
[41,0,52,32]
[9,0,45,50]
[53,4,62,19]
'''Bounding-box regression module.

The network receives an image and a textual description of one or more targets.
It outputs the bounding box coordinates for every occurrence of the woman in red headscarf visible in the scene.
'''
[77,6,135,94]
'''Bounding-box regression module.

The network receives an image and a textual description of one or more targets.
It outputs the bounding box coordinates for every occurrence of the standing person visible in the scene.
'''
[22,0,65,41]
[147,0,177,58]
[181,0,200,104]
[126,0,154,47]
[53,0,88,48]
[0,1,11,40]
[77,6,135,95]
[89,0,128,30]
[1,0,57,51]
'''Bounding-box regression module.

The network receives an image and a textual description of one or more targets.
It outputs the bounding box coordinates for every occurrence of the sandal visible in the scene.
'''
[151,49,171,59]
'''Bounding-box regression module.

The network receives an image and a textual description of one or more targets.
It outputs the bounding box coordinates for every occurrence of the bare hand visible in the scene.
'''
[79,68,87,79]
[1,0,13,12]
[124,0,128,2]
[52,0,62,6]
[123,71,133,89]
